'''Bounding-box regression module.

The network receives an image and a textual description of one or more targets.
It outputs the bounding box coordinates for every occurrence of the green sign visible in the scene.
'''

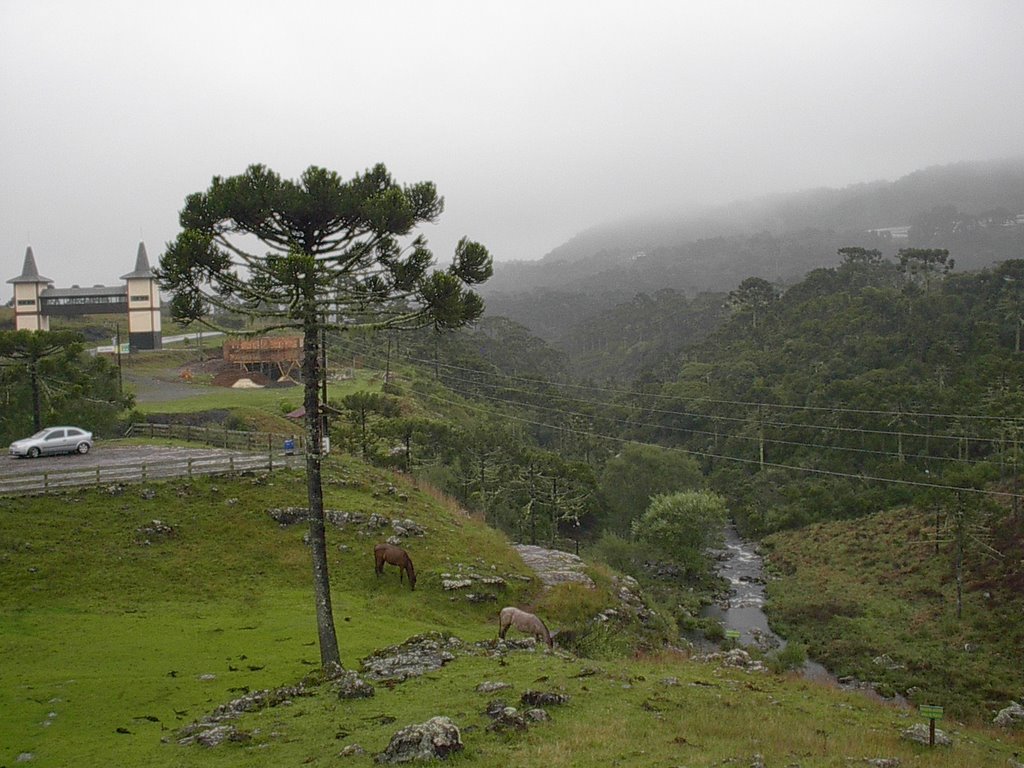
[724,630,741,639]
[920,705,944,719]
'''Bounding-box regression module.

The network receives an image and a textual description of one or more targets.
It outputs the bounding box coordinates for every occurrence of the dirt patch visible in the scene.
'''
[211,369,272,387]
[192,357,235,374]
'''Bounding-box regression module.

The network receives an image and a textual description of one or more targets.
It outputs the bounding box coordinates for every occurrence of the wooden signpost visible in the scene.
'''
[920,704,943,746]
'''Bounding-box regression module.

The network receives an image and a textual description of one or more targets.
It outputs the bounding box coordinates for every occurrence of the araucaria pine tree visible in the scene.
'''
[159,163,492,670]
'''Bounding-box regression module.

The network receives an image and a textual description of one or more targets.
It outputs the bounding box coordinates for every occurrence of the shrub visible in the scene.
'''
[767,641,807,673]
[538,583,610,628]
[589,531,645,577]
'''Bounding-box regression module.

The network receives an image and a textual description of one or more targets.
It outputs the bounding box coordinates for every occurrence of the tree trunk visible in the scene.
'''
[30,361,41,431]
[302,321,341,670]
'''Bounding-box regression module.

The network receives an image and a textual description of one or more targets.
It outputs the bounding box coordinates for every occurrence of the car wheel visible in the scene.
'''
[77,442,90,455]
[28,447,41,459]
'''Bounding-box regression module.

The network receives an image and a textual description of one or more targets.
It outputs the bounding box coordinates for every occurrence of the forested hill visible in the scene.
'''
[483,158,1024,345]
[625,253,1024,536]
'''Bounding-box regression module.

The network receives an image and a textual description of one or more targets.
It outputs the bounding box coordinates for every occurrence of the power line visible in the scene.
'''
[413,382,1024,503]
[335,332,1013,450]
[334,334,1003,469]
[421,362,995,446]
[438,378,991,468]
[350,339,1024,425]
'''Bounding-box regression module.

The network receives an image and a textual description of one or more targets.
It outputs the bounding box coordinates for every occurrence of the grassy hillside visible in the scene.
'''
[764,507,1024,722]
[2,458,1022,766]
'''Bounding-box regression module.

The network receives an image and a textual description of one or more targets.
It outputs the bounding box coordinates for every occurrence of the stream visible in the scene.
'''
[701,524,833,682]
[702,526,913,710]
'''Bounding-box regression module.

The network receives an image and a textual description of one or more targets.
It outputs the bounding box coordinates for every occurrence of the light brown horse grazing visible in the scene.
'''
[498,606,553,649]
[374,543,416,591]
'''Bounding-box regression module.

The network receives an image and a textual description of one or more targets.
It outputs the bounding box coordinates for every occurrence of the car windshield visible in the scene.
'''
[29,430,50,439]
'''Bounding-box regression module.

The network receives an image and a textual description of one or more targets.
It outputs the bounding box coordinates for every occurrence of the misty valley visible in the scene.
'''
[3,157,1024,766]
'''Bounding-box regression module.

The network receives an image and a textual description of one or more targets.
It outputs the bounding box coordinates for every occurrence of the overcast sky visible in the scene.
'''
[2,0,1023,291]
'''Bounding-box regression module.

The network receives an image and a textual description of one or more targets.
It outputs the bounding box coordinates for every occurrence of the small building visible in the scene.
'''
[866,225,911,239]
[7,242,162,351]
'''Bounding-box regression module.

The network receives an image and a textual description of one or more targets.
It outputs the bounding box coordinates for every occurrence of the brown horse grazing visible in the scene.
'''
[374,543,417,590]
[498,606,553,649]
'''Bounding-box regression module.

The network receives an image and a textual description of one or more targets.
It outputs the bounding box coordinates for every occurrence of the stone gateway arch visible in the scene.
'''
[8,242,162,352]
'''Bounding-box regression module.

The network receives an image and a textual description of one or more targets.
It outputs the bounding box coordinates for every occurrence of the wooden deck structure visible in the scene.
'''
[222,335,302,380]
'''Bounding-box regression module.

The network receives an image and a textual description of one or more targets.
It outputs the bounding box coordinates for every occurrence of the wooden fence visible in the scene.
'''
[0,423,306,497]
[0,454,302,497]
[123,422,307,453]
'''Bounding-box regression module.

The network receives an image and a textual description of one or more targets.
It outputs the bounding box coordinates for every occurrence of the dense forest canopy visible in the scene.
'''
[484,159,1024,353]
[342,247,1024,549]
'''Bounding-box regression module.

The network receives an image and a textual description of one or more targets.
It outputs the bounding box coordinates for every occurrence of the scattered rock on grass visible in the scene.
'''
[361,633,460,683]
[994,700,1024,728]
[391,518,425,537]
[484,699,509,718]
[179,724,251,747]
[900,723,952,746]
[487,706,528,732]
[520,690,569,707]
[696,649,766,673]
[136,519,175,545]
[475,681,512,694]
[375,716,462,763]
[513,544,594,589]
[177,680,316,746]
[268,507,309,526]
[334,671,375,700]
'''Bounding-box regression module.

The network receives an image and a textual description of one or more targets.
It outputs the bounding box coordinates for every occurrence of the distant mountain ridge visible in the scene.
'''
[484,157,1024,298]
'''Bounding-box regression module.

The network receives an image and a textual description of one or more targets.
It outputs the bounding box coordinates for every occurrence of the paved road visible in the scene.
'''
[0,444,263,479]
[92,330,225,353]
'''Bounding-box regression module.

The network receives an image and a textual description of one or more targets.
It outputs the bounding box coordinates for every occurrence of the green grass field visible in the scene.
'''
[764,507,1024,722]
[3,459,1022,767]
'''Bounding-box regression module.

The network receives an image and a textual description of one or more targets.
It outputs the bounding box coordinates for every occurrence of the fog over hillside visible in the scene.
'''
[484,158,1024,297]
[3,3,1023,288]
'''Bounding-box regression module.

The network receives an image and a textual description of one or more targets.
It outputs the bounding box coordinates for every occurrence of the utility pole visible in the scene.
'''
[115,323,123,395]
[433,329,439,380]
[758,406,765,469]
[320,326,329,451]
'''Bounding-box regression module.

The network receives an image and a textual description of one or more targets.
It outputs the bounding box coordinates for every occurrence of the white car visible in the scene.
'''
[9,427,93,458]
